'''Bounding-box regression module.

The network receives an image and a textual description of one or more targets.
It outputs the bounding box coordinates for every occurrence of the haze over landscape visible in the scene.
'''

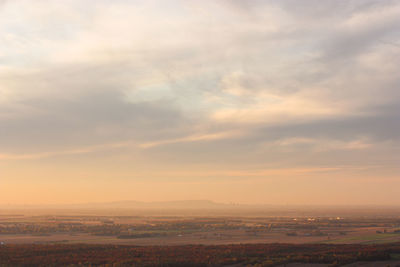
[0,0,399,207]
[2,1,400,266]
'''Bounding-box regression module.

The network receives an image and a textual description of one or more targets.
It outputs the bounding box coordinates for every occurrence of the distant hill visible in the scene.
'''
[0,200,239,210]
[66,200,235,209]
[2,201,400,217]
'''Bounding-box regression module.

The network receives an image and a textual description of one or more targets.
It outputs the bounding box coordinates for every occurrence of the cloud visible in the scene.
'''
[274,137,372,151]
[0,0,399,177]
[139,130,243,148]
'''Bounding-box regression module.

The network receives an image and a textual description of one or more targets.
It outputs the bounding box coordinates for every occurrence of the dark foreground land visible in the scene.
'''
[1,243,400,266]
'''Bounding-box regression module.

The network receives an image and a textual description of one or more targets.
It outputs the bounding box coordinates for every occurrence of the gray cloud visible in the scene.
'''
[0,62,191,153]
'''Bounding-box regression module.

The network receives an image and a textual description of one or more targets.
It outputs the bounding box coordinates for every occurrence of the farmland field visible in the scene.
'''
[2,208,400,266]
[1,209,400,246]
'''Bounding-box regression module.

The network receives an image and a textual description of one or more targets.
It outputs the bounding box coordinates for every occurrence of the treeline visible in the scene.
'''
[0,221,242,236]
[0,242,399,266]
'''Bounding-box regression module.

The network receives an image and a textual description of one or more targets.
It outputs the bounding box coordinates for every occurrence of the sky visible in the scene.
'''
[0,0,399,206]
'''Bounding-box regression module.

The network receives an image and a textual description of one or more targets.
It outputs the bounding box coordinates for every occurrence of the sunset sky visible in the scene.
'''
[0,0,399,206]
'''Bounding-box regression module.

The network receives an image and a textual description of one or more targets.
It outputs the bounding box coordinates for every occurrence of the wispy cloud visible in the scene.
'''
[139,131,244,148]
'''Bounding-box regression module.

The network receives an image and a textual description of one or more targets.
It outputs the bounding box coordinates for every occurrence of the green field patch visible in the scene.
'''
[391,253,400,260]
[322,233,400,244]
